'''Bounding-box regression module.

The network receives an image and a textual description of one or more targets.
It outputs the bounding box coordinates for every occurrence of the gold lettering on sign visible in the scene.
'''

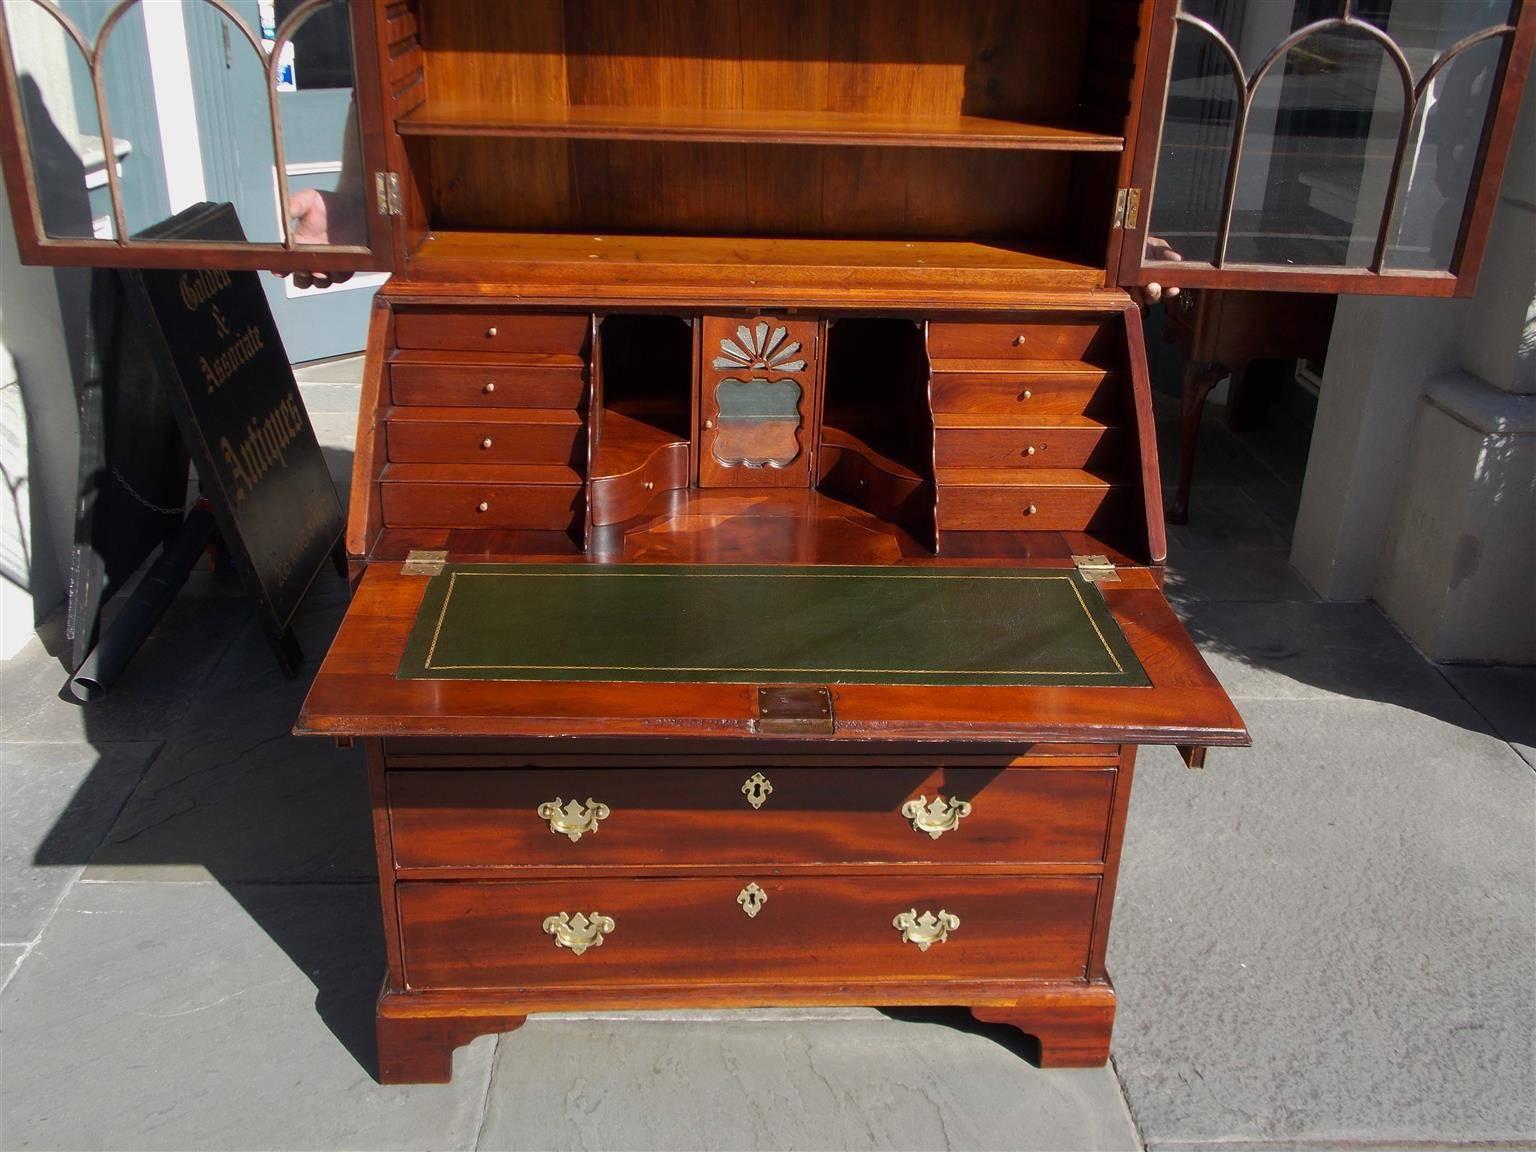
[218,393,306,504]
[199,323,266,394]
[178,268,231,312]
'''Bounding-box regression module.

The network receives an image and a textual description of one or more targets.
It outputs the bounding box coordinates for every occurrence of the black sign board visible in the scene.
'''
[116,202,345,674]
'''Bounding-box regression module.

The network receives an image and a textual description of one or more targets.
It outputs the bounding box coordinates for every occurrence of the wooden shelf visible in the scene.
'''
[405,231,1106,307]
[397,102,1124,152]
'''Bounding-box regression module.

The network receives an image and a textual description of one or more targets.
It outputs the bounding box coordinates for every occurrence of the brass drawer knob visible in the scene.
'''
[737,883,768,919]
[901,794,972,839]
[1020,389,1033,400]
[1022,445,1037,457]
[477,500,490,513]
[486,325,498,338]
[741,771,773,809]
[536,797,611,842]
[1023,504,1037,516]
[893,909,960,952]
[481,436,494,449]
[1012,334,1027,346]
[542,911,614,956]
[482,380,496,394]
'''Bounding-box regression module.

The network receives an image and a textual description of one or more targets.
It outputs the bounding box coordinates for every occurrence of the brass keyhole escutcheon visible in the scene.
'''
[737,883,767,919]
[741,772,773,809]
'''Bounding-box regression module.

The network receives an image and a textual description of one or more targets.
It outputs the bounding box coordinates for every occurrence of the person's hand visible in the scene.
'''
[1132,235,1182,308]
[286,188,359,290]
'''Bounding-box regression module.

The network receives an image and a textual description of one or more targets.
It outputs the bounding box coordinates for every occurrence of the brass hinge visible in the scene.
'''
[401,549,446,576]
[1113,186,1141,231]
[1072,554,1121,584]
[374,171,402,216]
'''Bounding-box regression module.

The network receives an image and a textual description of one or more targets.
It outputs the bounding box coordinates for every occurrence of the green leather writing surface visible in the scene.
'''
[397,564,1148,687]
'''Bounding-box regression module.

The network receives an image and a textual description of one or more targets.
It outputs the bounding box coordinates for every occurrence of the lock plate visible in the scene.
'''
[752,686,834,735]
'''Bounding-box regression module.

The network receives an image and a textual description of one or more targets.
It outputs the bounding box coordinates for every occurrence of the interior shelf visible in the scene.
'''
[397,102,1124,152]
[407,232,1105,306]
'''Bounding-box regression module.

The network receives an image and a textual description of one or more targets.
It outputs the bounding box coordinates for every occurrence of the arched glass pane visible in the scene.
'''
[3,0,107,239]
[94,2,175,236]
[181,0,282,243]
[1384,36,1507,271]
[274,0,367,250]
[1226,26,1405,267]
[1348,0,1514,83]
[1144,20,1240,266]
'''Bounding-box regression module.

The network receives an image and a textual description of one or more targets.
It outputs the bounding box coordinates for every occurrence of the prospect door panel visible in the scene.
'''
[698,316,820,488]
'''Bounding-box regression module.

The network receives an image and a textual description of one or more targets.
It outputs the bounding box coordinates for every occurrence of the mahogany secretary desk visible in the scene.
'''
[1,0,1530,1085]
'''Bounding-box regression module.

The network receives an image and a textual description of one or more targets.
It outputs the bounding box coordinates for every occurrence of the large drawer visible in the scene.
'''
[390,358,587,409]
[928,371,1120,417]
[388,766,1115,870]
[380,472,583,529]
[398,874,1098,990]
[937,479,1129,532]
[394,309,589,354]
[386,409,585,465]
[928,319,1116,361]
[934,420,1127,470]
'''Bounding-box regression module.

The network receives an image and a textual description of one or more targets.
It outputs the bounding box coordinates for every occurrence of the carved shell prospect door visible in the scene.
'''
[698,316,820,488]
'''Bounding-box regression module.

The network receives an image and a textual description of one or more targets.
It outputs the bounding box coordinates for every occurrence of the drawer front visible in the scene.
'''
[390,362,588,409]
[389,766,1114,870]
[394,310,589,354]
[928,319,1114,362]
[929,373,1118,417]
[589,440,690,527]
[380,482,583,529]
[934,425,1126,470]
[398,875,1098,990]
[387,415,584,465]
[937,485,1128,532]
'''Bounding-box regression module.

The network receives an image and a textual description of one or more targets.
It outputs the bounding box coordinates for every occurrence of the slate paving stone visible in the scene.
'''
[0,741,159,942]
[1440,665,1536,769]
[87,578,373,884]
[1108,700,1536,1149]
[0,595,252,744]
[1162,540,1316,607]
[479,1016,1139,1152]
[1179,599,1481,712]
[1166,485,1291,552]
[0,944,27,993]
[0,881,493,1152]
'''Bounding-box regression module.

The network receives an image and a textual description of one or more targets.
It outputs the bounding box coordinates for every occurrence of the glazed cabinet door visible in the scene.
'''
[0,0,395,272]
[1118,0,1534,296]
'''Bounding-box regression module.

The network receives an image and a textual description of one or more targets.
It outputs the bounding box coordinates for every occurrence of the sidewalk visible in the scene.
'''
[0,369,1530,1151]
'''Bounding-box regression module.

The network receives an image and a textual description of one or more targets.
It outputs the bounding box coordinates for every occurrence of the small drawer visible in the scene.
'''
[589,440,689,527]
[934,423,1127,470]
[398,874,1098,990]
[388,765,1114,871]
[394,309,589,354]
[929,372,1120,417]
[928,318,1116,362]
[380,477,583,529]
[390,360,588,409]
[937,482,1128,532]
[387,410,585,466]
